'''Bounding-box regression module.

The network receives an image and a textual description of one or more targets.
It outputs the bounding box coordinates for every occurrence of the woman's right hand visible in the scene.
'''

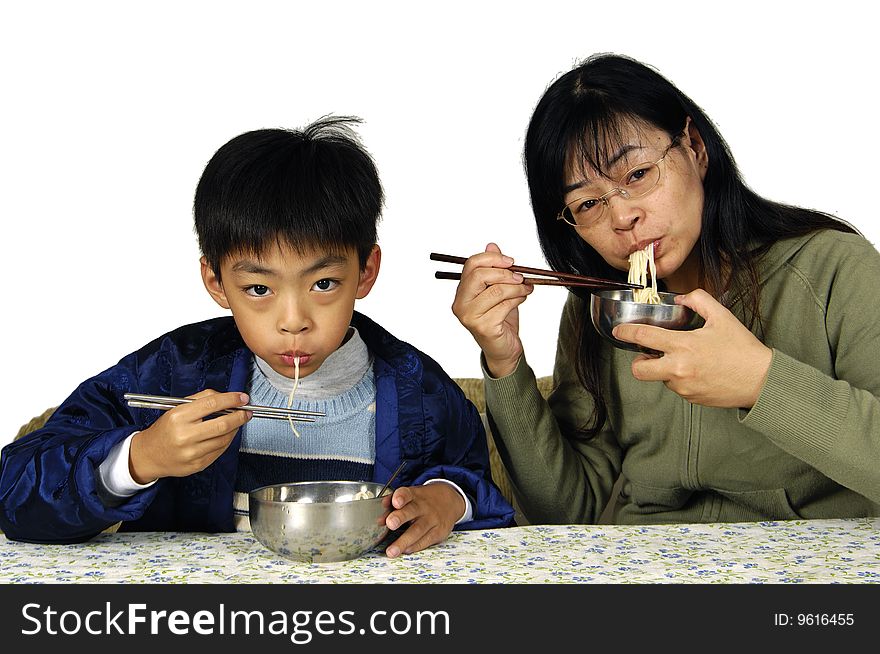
[451,243,534,378]
[128,390,252,483]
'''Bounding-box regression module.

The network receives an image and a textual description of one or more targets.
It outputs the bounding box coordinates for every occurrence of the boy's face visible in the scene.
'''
[201,242,380,379]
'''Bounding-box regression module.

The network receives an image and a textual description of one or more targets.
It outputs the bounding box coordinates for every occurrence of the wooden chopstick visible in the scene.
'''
[430,252,644,290]
[434,271,630,289]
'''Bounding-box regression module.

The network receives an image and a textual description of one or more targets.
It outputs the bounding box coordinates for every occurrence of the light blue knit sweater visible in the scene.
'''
[234,328,376,496]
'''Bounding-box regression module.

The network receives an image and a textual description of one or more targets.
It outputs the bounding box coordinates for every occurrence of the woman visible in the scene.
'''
[451,53,880,524]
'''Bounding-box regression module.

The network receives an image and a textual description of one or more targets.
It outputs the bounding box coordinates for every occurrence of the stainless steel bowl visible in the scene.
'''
[590,289,704,354]
[249,481,392,563]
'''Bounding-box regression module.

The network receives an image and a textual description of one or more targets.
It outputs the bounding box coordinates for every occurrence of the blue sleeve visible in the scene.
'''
[410,380,515,530]
[0,354,162,543]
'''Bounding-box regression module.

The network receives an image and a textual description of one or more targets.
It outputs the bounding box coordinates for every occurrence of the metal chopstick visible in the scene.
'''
[124,393,323,422]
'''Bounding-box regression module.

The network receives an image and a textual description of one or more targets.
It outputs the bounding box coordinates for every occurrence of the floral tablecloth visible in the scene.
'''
[2,518,879,583]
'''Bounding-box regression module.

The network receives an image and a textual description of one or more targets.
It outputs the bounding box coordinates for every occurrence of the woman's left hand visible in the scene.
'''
[611,289,773,409]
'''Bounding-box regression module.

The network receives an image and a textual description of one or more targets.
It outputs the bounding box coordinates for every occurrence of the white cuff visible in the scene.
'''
[98,432,158,497]
[423,478,473,525]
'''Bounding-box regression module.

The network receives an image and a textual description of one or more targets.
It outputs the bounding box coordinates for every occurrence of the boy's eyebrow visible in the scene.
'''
[563,144,643,194]
[231,260,278,275]
[230,253,350,276]
[301,253,349,275]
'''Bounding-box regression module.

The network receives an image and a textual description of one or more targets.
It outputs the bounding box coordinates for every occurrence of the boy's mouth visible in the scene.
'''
[280,353,311,367]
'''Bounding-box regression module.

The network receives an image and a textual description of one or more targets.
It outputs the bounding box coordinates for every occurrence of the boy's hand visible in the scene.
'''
[383,483,465,558]
[129,390,252,483]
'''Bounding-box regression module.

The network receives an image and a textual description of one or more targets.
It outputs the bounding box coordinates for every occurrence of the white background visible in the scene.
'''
[1,0,877,446]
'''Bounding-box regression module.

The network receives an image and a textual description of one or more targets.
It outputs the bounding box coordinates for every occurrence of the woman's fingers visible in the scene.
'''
[459,243,514,277]
[454,263,524,308]
[466,274,533,316]
[675,288,722,322]
[612,323,679,354]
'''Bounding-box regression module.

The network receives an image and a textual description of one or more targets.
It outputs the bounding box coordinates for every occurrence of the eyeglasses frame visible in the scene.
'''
[556,140,679,229]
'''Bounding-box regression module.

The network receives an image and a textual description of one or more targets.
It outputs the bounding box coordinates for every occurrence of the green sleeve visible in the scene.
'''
[740,236,880,504]
[483,294,622,523]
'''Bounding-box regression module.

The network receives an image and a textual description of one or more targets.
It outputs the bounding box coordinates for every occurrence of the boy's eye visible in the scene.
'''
[312,279,339,292]
[245,285,272,297]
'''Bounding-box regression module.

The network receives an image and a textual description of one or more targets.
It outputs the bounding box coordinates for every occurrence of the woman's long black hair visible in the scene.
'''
[524,53,855,439]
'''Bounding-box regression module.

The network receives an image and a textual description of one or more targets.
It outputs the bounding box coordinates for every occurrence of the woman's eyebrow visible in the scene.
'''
[563,144,644,193]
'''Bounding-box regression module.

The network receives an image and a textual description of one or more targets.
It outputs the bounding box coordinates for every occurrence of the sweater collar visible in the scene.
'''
[253,327,371,399]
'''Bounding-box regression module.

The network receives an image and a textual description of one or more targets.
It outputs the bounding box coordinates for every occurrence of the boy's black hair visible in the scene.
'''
[194,116,383,276]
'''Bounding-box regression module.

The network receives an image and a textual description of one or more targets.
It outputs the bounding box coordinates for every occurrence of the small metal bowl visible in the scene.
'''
[249,481,392,563]
[590,289,704,354]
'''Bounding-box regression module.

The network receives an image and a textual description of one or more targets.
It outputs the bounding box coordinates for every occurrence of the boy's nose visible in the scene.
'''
[277,302,310,334]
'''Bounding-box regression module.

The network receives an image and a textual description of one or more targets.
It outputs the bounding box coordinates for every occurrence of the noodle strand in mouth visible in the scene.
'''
[287,355,301,437]
[628,242,661,304]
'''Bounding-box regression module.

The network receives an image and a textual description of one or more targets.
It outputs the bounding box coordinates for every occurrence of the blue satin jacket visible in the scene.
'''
[0,312,514,543]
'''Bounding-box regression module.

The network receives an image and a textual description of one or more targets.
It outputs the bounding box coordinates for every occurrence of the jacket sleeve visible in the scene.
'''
[483,294,623,524]
[0,353,163,543]
[408,377,515,530]
[739,233,880,504]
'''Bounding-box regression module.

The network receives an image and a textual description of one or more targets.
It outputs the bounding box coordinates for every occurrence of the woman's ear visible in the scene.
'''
[683,116,709,180]
[201,256,231,309]
[356,245,382,299]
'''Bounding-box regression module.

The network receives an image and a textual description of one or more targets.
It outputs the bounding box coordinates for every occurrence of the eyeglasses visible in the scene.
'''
[557,142,676,229]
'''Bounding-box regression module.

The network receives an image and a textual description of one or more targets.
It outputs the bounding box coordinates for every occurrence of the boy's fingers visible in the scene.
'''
[390,486,414,510]
[196,409,252,440]
[178,391,251,420]
[386,488,418,530]
[190,430,240,459]
[186,389,218,399]
[386,521,431,558]
[400,526,445,555]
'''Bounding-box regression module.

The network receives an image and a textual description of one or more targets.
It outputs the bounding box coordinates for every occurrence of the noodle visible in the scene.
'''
[628,243,661,304]
[352,488,375,500]
[287,355,301,438]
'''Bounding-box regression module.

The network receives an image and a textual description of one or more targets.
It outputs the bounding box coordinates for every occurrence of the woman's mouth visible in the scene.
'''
[626,238,662,258]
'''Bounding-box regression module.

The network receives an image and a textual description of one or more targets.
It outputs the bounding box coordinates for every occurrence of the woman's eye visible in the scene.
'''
[627,167,649,183]
[245,285,271,297]
[312,279,339,292]
[578,198,599,213]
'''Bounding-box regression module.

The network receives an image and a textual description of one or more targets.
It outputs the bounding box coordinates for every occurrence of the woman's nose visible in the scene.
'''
[607,194,641,230]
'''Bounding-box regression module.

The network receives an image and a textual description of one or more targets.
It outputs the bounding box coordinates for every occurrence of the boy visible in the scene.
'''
[0,117,514,556]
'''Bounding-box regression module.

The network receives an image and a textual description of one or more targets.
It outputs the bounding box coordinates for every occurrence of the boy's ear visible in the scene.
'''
[201,256,231,309]
[356,245,381,300]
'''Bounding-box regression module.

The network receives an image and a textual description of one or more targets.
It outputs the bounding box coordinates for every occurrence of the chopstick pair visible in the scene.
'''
[430,253,644,290]
[124,393,324,423]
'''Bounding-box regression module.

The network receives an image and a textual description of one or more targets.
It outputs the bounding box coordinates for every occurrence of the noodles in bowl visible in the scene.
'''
[590,246,703,353]
[590,289,703,354]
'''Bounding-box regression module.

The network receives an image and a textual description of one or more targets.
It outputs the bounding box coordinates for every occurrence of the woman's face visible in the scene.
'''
[560,120,708,292]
